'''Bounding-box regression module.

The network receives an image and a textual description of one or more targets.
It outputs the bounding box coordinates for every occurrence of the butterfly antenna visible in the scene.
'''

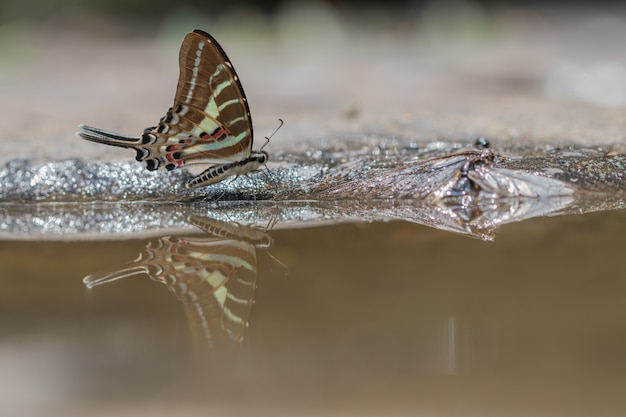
[260,118,283,151]
[266,249,290,276]
[257,211,288,274]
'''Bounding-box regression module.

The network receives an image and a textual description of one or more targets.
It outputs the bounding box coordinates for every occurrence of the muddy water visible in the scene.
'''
[1,208,625,416]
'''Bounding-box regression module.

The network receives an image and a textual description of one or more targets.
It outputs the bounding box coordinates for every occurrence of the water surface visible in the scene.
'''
[1,208,625,416]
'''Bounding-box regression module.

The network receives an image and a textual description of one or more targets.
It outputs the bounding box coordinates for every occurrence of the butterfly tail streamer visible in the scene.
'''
[83,265,148,288]
[77,124,142,148]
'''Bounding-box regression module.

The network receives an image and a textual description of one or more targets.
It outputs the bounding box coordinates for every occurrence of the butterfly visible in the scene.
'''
[77,29,268,189]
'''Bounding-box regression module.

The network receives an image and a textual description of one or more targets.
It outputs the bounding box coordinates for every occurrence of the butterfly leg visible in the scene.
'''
[212,176,240,200]
[214,189,228,201]
[213,175,253,200]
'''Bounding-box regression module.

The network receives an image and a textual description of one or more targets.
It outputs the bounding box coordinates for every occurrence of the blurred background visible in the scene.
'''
[1,2,626,416]
[0,0,624,164]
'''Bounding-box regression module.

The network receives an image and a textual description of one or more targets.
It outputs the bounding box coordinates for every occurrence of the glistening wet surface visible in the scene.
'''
[1,208,626,416]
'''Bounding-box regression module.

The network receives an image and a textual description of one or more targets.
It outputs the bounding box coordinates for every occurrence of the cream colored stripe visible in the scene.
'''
[185,41,205,104]
[213,80,231,97]
[218,98,240,111]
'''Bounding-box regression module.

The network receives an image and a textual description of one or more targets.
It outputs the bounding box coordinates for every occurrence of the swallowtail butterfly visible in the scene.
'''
[77,29,267,189]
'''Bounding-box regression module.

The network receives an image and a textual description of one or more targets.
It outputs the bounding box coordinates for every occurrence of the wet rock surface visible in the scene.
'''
[0,139,623,240]
[2,139,624,201]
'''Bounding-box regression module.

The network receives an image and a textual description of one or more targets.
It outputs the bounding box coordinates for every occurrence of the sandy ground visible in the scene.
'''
[0,6,624,168]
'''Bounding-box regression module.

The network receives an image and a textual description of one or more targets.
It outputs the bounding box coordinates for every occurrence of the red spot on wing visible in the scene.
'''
[218,127,232,138]
[200,127,232,141]
[214,263,237,279]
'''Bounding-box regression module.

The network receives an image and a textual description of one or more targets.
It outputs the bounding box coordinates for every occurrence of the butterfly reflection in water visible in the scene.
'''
[83,216,272,356]
[77,29,268,188]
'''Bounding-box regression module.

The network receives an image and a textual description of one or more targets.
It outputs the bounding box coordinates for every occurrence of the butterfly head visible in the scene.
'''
[255,150,269,165]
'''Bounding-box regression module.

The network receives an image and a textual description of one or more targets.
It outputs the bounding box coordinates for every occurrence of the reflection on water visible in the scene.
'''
[1,209,626,415]
[0,192,587,241]
[83,216,272,359]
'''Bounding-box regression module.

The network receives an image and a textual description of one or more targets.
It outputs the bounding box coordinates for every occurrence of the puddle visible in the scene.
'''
[1,208,626,416]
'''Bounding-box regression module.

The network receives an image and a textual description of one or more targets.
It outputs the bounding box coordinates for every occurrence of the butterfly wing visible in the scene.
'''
[149,30,254,169]
[78,30,253,172]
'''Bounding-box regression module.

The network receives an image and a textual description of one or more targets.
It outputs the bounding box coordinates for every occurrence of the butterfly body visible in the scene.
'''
[77,29,267,189]
[186,150,268,188]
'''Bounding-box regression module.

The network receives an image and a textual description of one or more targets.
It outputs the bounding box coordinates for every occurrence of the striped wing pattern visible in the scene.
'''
[77,29,254,175]
[148,29,253,169]
[160,236,258,347]
[83,234,258,352]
